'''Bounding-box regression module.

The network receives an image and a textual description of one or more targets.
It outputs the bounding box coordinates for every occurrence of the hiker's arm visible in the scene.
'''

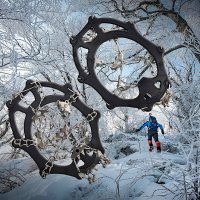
[158,123,164,135]
[136,122,149,132]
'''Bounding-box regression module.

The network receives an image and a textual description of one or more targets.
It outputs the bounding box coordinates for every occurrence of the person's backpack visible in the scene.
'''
[148,116,158,131]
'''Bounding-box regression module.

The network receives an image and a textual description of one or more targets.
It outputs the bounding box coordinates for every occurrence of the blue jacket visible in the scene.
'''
[138,121,164,133]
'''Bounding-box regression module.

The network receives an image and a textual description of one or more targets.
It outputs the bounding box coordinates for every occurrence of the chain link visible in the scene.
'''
[57,91,79,113]
[41,156,55,179]
[71,144,110,182]
[68,92,79,103]
[11,81,41,103]
[86,110,97,122]
[13,139,36,147]
[30,81,42,89]
[71,144,90,160]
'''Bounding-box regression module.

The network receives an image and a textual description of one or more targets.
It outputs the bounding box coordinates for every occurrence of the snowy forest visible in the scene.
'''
[0,0,199,199]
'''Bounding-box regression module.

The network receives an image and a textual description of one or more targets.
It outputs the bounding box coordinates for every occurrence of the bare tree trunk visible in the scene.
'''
[183,172,188,200]
[194,147,200,199]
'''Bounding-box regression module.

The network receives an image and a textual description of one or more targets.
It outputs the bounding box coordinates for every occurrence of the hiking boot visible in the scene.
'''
[157,147,161,153]
[149,146,154,151]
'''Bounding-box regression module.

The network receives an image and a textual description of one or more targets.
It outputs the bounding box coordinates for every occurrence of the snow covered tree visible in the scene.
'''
[76,0,200,198]
[0,0,85,151]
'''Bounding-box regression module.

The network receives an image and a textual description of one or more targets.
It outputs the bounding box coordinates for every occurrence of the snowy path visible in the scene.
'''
[0,134,185,200]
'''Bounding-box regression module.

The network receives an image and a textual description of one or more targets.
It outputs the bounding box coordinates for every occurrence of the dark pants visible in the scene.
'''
[147,130,161,150]
[148,130,158,142]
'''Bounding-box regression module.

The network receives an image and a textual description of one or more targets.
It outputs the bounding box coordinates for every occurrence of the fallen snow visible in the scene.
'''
[0,134,186,200]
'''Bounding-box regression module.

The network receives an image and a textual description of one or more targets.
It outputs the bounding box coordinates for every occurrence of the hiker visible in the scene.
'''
[135,115,164,152]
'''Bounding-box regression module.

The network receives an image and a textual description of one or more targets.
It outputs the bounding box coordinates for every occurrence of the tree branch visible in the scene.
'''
[112,0,200,62]
[164,44,186,56]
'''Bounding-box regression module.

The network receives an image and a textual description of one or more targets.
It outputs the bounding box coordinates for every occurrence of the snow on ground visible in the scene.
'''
[0,133,185,200]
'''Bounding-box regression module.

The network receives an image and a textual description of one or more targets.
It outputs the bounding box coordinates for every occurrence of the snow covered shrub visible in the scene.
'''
[165,80,200,199]
[103,132,138,160]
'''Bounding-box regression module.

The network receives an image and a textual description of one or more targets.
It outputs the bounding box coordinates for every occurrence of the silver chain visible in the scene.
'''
[57,91,79,113]
[68,91,79,103]
[13,139,36,147]
[41,156,55,179]
[86,110,97,122]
